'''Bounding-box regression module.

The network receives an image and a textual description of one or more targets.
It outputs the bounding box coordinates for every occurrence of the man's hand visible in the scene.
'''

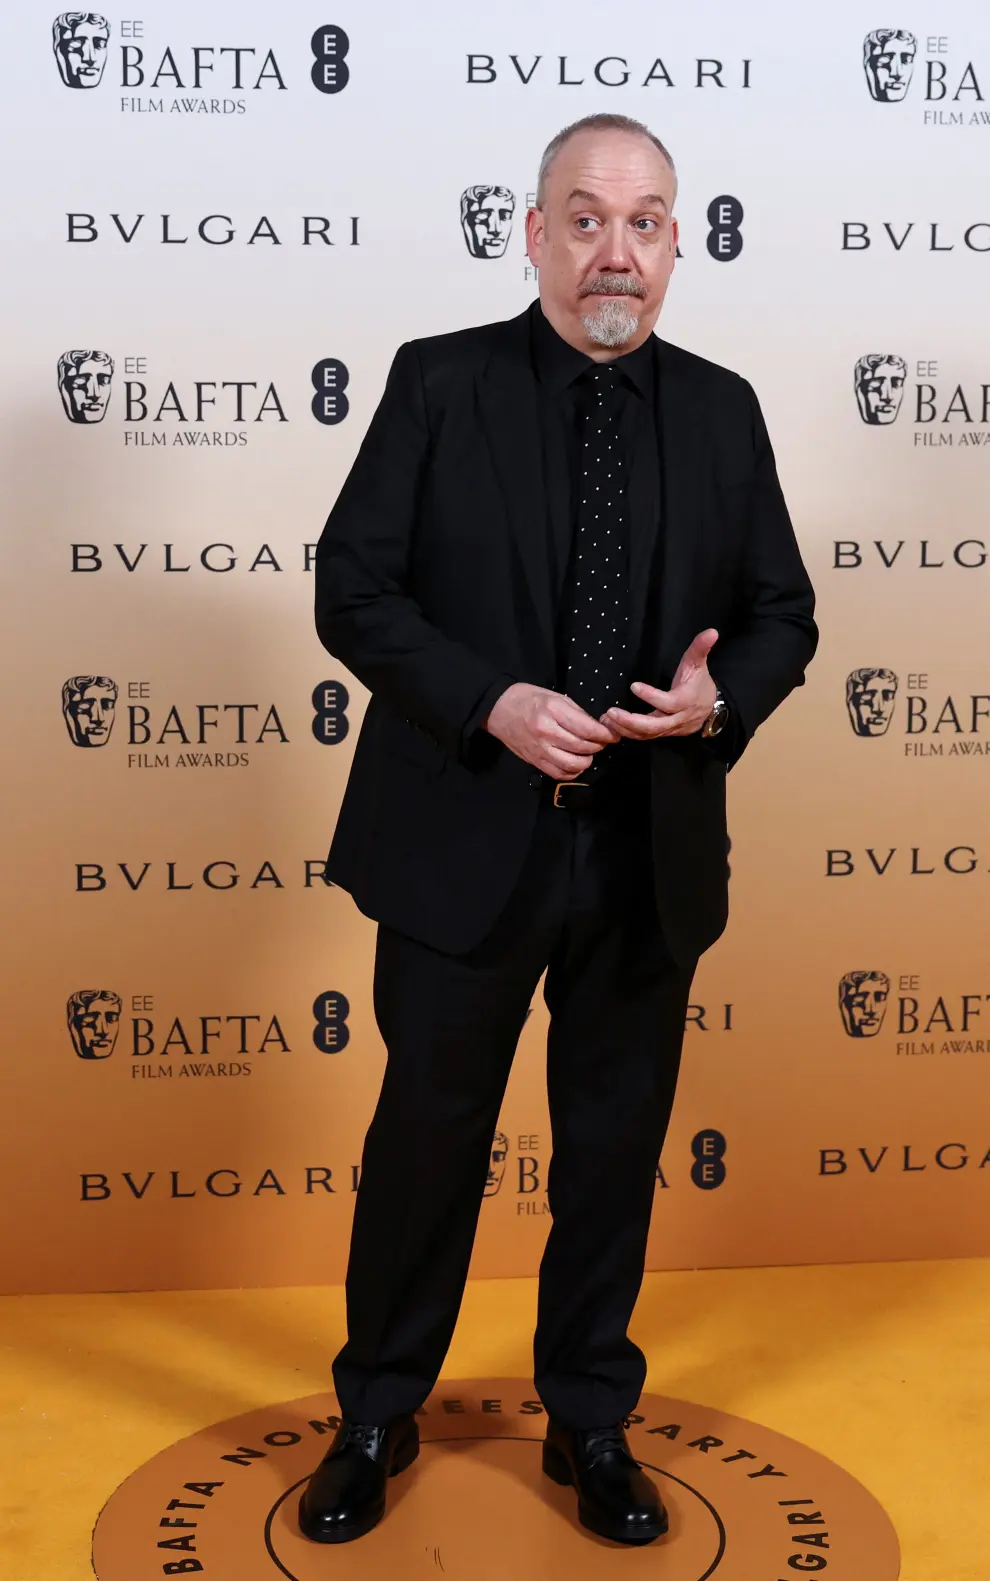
[485,683,620,778]
[602,629,719,740]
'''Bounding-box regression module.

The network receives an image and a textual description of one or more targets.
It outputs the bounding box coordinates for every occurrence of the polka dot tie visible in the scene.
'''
[560,365,630,735]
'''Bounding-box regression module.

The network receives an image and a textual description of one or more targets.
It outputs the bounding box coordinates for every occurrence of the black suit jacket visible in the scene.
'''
[314,306,818,964]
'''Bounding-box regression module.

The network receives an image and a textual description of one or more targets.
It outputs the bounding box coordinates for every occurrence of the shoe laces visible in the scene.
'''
[337,1421,383,1457]
[582,1418,639,1466]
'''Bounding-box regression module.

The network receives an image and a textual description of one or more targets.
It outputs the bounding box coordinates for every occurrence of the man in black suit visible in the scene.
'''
[301,112,817,1549]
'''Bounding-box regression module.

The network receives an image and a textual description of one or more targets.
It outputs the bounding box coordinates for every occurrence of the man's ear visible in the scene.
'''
[525,205,545,266]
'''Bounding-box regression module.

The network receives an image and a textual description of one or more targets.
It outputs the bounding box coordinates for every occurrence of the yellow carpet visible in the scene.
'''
[1,1258,986,1580]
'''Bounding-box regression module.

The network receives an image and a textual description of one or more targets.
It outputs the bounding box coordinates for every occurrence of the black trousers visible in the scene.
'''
[332,761,697,1429]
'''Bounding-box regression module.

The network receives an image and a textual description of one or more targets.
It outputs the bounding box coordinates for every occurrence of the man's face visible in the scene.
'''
[839,974,890,1038]
[64,683,116,746]
[55,17,110,88]
[60,357,113,423]
[856,358,906,425]
[865,35,916,101]
[526,129,678,355]
[464,193,515,258]
[847,671,898,737]
[485,1131,509,1197]
[69,995,121,1058]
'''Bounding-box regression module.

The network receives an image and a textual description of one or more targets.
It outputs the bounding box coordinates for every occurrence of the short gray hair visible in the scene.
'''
[536,114,676,208]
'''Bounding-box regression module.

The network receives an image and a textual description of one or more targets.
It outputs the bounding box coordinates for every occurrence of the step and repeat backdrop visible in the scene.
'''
[3,0,989,1294]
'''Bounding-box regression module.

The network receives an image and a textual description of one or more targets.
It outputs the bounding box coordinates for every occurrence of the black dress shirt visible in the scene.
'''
[462,302,735,764]
[532,300,660,700]
[462,304,658,737]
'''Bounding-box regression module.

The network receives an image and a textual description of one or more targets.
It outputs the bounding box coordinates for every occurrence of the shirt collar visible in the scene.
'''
[531,299,655,398]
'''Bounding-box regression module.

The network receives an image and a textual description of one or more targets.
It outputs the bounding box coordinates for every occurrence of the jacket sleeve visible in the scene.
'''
[706,380,818,770]
[314,341,513,761]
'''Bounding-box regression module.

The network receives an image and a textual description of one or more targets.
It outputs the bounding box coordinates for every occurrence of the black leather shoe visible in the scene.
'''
[298,1414,419,1543]
[542,1418,668,1545]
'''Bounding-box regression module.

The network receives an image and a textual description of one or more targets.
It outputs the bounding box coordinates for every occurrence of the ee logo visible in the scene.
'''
[313,992,350,1053]
[312,681,349,744]
[311,26,350,94]
[706,196,743,262]
[311,359,350,425]
[691,1129,727,1189]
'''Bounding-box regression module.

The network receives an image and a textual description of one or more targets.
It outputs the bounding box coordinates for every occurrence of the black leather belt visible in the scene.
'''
[545,777,594,809]
[540,762,648,815]
[539,773,630,811]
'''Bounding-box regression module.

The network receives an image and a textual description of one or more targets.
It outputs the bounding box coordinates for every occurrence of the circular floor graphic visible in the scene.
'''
[92,1378,899,1580]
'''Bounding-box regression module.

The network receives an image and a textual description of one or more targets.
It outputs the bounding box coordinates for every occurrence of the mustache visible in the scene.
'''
[579,274,648,300]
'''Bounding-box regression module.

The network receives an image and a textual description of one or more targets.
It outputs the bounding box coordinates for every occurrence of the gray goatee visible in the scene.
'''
[579,274,646,348]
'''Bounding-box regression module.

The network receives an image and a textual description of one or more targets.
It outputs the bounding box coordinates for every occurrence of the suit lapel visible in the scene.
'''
[625,353,661,668]
[474,318,710,689]
[653,338,709,679]
[476,309,557,679]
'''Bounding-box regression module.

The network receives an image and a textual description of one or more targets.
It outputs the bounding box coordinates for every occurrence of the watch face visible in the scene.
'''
[704,701,727,737]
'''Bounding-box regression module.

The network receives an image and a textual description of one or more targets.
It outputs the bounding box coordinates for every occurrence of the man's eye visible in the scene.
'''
[576,217,597,230]
[635,218,658,231]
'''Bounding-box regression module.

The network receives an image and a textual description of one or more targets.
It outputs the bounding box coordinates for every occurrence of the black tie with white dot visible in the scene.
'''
[559,364,631,745]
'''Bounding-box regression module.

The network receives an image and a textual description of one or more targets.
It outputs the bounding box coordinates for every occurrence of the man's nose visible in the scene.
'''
[596,222,634,272]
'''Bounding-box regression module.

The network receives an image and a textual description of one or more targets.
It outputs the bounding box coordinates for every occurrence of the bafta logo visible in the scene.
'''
[863,29,917,101]
[58,349,114,424]
[62,675,117,747]
[485,1131,509,1197]
[52,12,110,89]
[854,353,907,425]
[67,989,122,1059]
[846,668,898,738]
[838,971,891,1038]
[460,186,516,259]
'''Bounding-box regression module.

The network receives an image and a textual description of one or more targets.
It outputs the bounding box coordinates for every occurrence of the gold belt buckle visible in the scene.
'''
[553,779,589,807]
